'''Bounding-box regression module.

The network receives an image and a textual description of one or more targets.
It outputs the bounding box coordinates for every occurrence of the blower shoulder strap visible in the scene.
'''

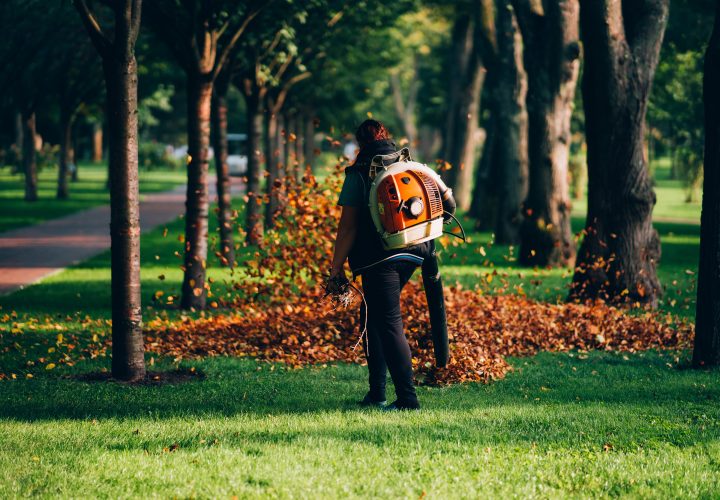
[370,147,411,168]
[369,147,411,179]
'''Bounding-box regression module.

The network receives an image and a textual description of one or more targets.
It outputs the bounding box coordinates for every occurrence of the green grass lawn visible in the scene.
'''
[1,352,719,497]
[0,163,186,233]
[572,157,702,224]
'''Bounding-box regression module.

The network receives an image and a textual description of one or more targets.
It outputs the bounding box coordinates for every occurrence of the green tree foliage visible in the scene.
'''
[648,0,714,200]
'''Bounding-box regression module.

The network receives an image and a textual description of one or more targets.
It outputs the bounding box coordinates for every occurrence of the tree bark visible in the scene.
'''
[303,111,316,173]
[283,112,293,179]
[22,109,38,202]
[92,121,103,163]
[443,13,484,211]
[211,73,235,267]
[454,65,484,213]
[181,75,213,309]
[57,107,75,200]
[245,92,264,244]
[693,2,720,366]
[15,112,23,154]
[264,107,281,228]
[569,0,668,305]
[75,0,145,381]
[492,1,528,244]
[443,14,473,170]
[470,111,497,228]
[515,0,580,268]
[295,112,305,174]
[102,51,144,381]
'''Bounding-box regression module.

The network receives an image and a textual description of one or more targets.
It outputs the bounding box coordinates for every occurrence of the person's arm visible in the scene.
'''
[331,206,359,278]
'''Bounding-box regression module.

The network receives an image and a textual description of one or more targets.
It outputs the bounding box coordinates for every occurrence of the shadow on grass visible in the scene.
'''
[1,352,718,429]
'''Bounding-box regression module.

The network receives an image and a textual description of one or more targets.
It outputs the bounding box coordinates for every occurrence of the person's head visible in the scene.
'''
[355,119,390,149]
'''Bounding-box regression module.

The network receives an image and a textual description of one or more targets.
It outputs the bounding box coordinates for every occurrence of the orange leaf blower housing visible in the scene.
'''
[369,149,456,250]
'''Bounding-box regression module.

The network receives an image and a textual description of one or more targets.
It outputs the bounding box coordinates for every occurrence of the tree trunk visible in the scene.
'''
[283,112,293,179]
[264,108,280,228]
[76,0,145,382]
[470,111,497,227]
[443,14,484,211]
[515,0,580,268]
[295,112,305,174]
[57,107,75,200]
[389,60,419,147]
[303,111,316,173]
[493,1,528,244]
[181,75,213,310]
[22,109,38,202]
[15,112,23,151]
[92,121,103,163]
[443,14,473,169]
[211,75,235,267]
[245,93,264,244]
[454,63,484,213]
[569,0,668,305]
[14,112,23,171]
[417,126,440,164]
[103,51,144,382]
[693,3,720,366]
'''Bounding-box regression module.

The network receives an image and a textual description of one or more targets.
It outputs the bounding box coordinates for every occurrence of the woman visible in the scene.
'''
[330,119,433,411]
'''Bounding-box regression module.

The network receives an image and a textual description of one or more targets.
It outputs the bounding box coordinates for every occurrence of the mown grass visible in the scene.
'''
[571,156,702,223]
[1,352,719,497]
[0,163,186,233]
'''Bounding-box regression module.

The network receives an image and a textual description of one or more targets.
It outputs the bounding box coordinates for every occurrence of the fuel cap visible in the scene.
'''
[407,196,424,218]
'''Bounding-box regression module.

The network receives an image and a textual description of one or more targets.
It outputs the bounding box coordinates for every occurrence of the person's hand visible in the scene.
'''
[325,269,350,296]
[329,264,344,280]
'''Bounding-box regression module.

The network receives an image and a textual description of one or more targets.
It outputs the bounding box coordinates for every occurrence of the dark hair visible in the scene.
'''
[355,119,390,148]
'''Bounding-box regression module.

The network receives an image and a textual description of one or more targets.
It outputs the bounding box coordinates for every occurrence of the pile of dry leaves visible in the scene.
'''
[146,281,693,385]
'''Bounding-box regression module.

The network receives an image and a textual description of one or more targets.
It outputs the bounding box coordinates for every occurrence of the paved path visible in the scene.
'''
[0,177,244,296]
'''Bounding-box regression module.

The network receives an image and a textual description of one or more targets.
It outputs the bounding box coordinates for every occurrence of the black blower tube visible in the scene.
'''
[421,250,449,367]
[435,177,456,221]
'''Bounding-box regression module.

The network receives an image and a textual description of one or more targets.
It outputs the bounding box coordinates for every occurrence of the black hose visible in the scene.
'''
[442,210,467,243]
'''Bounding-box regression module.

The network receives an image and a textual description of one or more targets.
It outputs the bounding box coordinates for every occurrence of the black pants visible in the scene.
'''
[360,260,419,406]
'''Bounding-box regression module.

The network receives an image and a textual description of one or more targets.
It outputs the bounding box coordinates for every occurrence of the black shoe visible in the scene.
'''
[358,393,387,408]
[383,400,420,411]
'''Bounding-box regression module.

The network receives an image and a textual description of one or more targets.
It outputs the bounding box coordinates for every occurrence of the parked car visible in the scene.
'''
[227,133,248,176]
[169,133,247,176]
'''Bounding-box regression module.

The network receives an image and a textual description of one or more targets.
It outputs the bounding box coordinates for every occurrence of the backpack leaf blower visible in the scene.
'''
[368,148,464,251]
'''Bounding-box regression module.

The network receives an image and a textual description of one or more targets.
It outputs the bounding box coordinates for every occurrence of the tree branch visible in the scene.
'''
[272,71,311,112]
[624,0,669,70]
[213,3,265,80]
[261,28,285,62]
[130,0,142,40]
[73,0,111,57]
[272,53,295,83]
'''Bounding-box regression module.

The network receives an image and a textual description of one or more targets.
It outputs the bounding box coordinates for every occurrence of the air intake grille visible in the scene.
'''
[417,171,443,218]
